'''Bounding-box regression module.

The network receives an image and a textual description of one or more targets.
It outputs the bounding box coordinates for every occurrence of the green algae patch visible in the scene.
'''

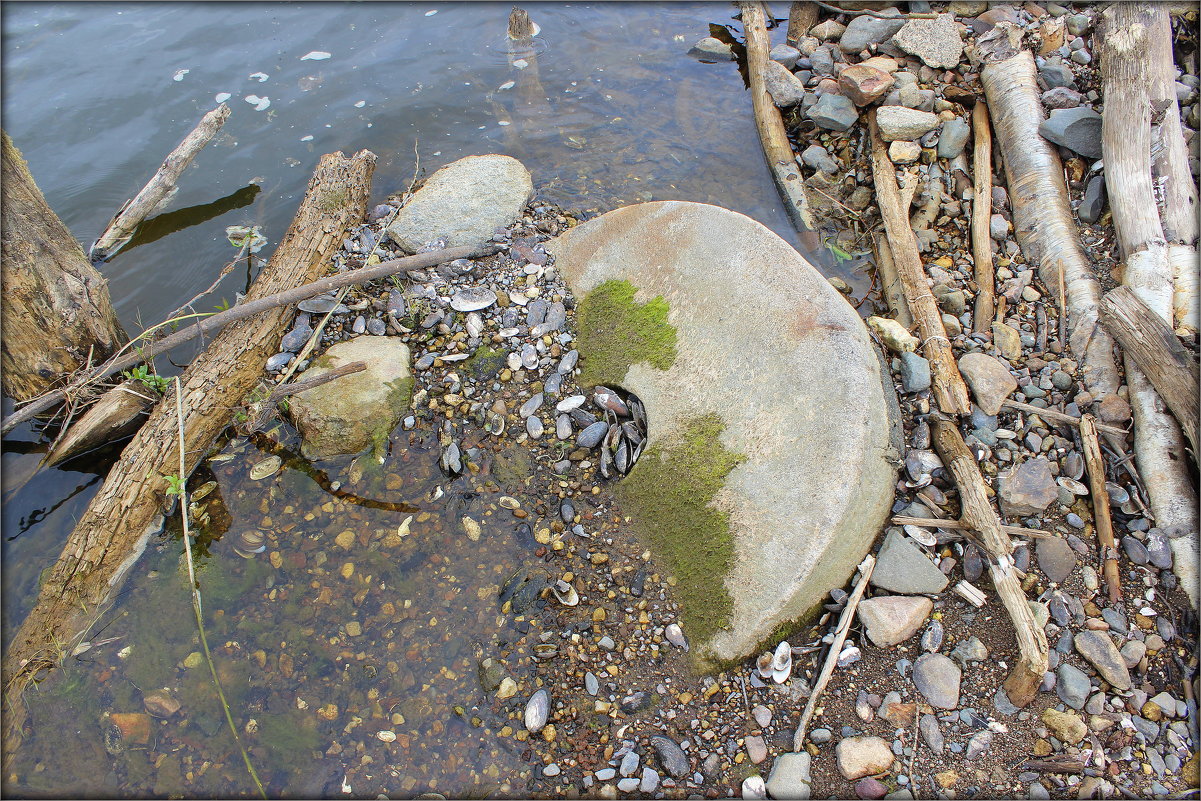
[576,279,677,387]
[615,413,744,647]
[462,346,506,382]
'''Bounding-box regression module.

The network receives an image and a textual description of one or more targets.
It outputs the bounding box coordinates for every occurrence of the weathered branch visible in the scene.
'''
[971,99,995,331]
[739,1,818,238]
[1099,286,1199,457]
[869,111,971,414]
[1,242,499,436]
[1080,414,1122,604]
[1000,398,1128,438]
[931,415,1048,707]
[89,104,231,262]
[786,1,819,45]
[873,234,913,329]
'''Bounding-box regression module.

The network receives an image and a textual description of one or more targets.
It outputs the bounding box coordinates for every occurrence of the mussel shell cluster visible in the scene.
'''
[580,387,647,480]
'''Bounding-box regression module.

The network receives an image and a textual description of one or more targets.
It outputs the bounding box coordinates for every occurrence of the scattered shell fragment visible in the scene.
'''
[1057,476,1089,496]
[233,530,266,558]
[450,287,497,312]
[249,455,282,480]
[755,651,774,679]
[904,524,938,547]
[551,579,579,606]
[771,640,793,683]
[376,730,397,742]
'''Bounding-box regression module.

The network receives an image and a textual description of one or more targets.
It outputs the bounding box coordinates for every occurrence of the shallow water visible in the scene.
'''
[2,3,870,795]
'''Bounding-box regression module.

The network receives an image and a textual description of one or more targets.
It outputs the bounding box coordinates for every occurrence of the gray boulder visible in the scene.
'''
[876,106,940,141]
[890,13,964,69]
[288,337,413,459]
[937,117,970,159]
[801,144,840,174]
[769,44,801,70]
[1039,107,1102,158]
[872,528,948,594]
[548,201,900,666]
[809,93,859,132]
[764,59,808,107]
[840,11,907,54]
[386,154,532,253]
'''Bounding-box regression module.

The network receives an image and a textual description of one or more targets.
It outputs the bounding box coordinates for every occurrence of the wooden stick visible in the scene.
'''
[1099,285,1199,457]
[1000,399,1127,437]
[1080,414,1122,603]
[931,415,1048,707]
[890,516,1052,539]
[739,1,818,239]
[873,234,913,329]
[1020,759,1086,775]
[1,242,499,436]
[869,111,971,414]
[2,149,377,762]
[239,362,368,434]
[971,99,995,332]
[793,554,875,751]
[89,104,230,262]
[785,1,819,45]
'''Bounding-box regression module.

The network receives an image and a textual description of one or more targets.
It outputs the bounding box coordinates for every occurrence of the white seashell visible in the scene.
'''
[836,645,862,667]
[449,287,497,312]
[904,524,938,547]
[249,455,282,480]
[466,312,484,339]
[665,623,688,651]
[507,351,523,371]
[552,579,579,607]
[742,775,768,799]
[755,652,774,679]
[376,730,397,742]
[1057,476,1089,496]
[524,689,550,733]
[771,640,792,683]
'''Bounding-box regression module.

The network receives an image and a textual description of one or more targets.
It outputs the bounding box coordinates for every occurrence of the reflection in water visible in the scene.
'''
[117,183,262,257]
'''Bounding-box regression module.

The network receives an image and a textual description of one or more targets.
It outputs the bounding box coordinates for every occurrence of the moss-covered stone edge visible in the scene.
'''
[614,413,744,649]
[575,279,677,388]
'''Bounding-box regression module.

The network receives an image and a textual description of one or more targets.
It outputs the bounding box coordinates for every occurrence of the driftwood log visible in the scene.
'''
[739,1,818,241]
[1096,4,1199,606]
[931,415,1049,707]
[2,149,377,760]
[1099,286,1199,458]
[976,27,1120,400]
[873,234,913,328]
[1145,6,1199,335]
[89,104,231,262]
[869,111,971,415]
[1,242,498,437]
[970,99,995,331]
[786,1,819,45]
[43,380,156,467]
[1,131,127,402]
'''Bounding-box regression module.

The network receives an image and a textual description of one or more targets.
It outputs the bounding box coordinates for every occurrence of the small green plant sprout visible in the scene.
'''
[124,364,170,394]
[162,473,186,498]
[214,297,232,312]
[225,225,267,253]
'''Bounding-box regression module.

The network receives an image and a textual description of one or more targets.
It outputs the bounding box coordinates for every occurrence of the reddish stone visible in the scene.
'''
[855,777,888,799]
[838,64,895,106]
[109,712,151,744]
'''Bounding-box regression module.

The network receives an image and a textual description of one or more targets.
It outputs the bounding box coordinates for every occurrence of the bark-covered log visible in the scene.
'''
[1,131,127,402]
[2,149,377,759]
[786,1,819,45]
[976,29,1120,400]
[43,380,156,467]
[1097,5,1199,606]
[89,104,230,262]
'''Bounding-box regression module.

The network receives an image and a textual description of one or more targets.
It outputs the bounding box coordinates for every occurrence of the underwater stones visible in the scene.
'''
[287,337,413,459]
[548,201,899,665]
[385,154,532,253]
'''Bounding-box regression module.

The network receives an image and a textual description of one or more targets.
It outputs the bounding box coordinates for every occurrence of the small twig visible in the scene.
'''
[890,515,1053,539]
[1001,399,1128,437]
[793,554,875,750]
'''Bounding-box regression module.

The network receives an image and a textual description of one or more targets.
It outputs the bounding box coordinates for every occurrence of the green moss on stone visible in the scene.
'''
[615,414,744,647]
[576,280,677,388]
[461,347,507,383]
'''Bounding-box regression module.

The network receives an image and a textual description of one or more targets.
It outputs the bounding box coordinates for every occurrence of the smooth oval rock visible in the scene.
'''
[836,735,894,780]
[649,734,690,779]
[287,337,413,459]
[912,653,961,709]
[549,201,900,666]
[524,688,550,733]
[386,155,532,252]
[857,595,932,647]
[450,286,497,312]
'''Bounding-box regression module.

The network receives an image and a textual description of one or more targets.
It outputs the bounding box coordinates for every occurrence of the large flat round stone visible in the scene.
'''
[548,201,900,666]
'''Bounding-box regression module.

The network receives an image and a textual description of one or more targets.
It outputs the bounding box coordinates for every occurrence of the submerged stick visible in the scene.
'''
[2,243,499,436]
[971,99,995,332]
[793,554,875,750]
[1080,414,1122,603]
[90,104,231,262]
[739,1,818,240]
